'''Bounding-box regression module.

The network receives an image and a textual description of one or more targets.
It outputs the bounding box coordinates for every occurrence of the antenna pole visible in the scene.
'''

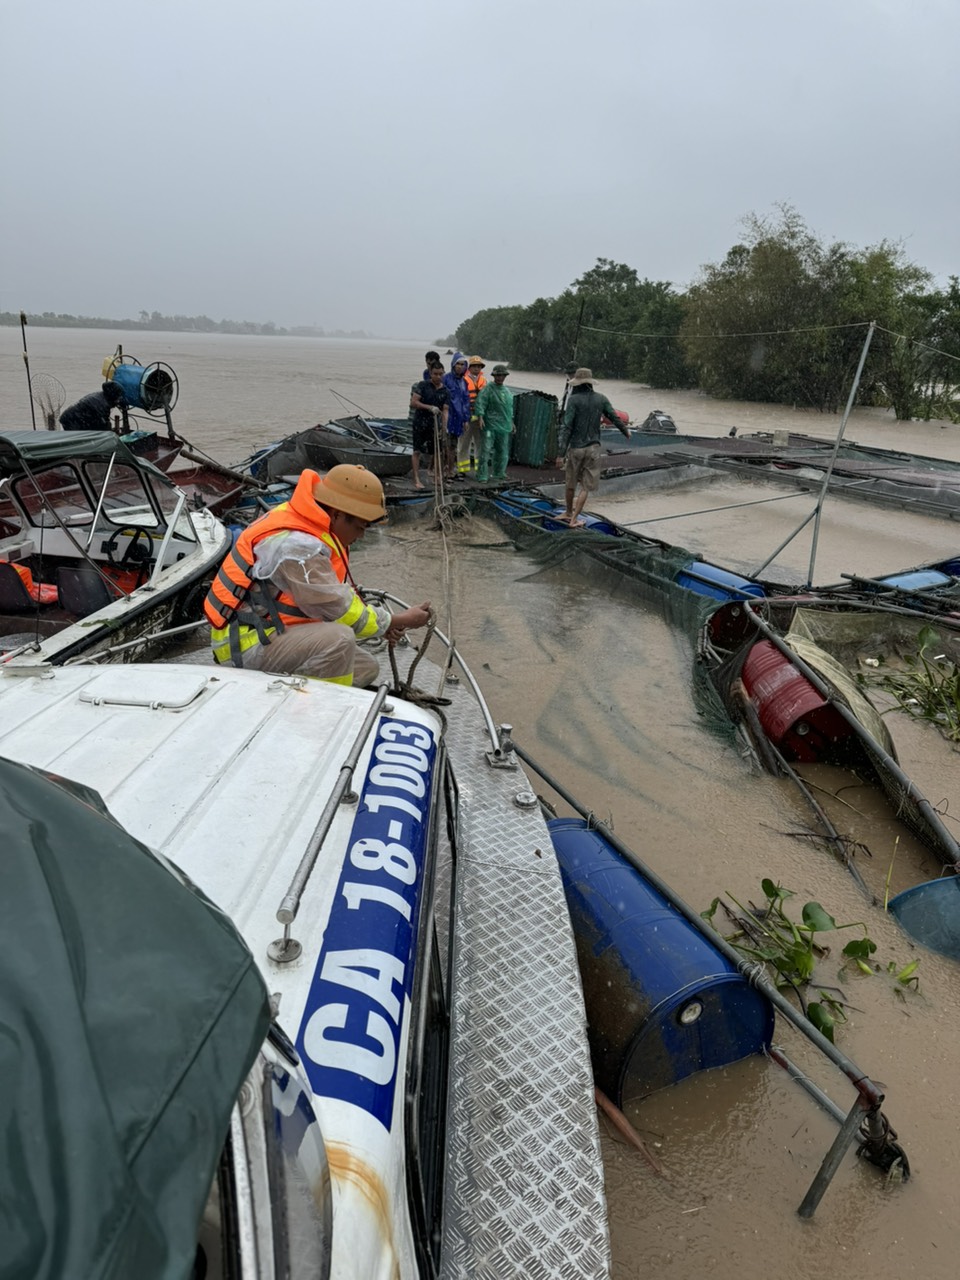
[805,321,875,587]
[20,312,38,430]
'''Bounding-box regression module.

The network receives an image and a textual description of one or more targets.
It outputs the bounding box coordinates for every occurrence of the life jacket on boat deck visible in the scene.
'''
[203,469,379,668]
[2,561,58,605]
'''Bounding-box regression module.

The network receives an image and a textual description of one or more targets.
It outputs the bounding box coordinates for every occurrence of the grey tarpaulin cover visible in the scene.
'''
[0,755,270,1280]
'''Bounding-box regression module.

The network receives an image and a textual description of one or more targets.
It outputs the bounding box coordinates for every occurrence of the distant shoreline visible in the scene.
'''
[1,312,380,340]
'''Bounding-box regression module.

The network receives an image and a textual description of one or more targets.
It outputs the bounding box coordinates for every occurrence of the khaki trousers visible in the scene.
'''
[457,419,483,470]
[244,621,380,687]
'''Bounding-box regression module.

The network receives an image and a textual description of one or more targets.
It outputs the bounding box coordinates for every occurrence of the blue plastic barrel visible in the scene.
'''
[111,364,174,412]
[494,491,620,535]
[675,560,766,602]
[549,818,774,1103]
[889,877,960,961]
[879,569,953,592]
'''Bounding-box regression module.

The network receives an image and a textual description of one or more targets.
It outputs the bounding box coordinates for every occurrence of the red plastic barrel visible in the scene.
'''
[740,640,851,762]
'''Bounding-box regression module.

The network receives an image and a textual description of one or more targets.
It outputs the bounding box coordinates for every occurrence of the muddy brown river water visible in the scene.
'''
[3,328,959,1277]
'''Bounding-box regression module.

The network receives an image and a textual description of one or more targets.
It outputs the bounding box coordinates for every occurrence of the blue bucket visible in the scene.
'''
[675,560,766,602]
[549,818,773,1103]
[889,877,960,961]
[111,364,174,412]
[879,569,953,592]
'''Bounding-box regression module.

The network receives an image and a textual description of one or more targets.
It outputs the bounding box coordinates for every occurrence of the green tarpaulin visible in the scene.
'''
[0,756,270,1280]
[0,430,167,483]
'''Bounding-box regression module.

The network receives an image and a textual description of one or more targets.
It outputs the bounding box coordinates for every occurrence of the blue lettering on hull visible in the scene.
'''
[296,717,437,1130]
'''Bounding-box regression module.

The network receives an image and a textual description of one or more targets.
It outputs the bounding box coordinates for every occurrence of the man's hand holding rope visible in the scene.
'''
[385,601,432,645]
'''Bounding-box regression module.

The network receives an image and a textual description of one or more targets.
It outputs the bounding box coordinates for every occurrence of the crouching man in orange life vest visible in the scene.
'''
[204,464,431,686]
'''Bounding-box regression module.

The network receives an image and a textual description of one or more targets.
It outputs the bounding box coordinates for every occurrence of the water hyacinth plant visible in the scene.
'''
[871,625,960,743]
[703,877,918,1042]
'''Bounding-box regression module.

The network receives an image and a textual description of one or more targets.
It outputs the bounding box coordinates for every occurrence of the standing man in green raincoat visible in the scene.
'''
[474,365,514,483]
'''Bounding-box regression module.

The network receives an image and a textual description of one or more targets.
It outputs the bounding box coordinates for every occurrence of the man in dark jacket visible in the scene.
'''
[554,368,630,526]
[409,363,449,489]
[60,381,127,432]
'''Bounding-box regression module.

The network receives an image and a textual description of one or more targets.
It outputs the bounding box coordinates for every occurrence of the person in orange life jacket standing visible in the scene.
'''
[204,465,430,687]
[459,356,487,475]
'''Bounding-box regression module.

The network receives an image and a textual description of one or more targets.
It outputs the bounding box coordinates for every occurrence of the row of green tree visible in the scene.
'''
[1,311,373,339]
[454,207,960,420]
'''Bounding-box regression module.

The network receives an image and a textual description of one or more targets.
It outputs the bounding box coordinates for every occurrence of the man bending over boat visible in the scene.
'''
[554,368,630,527]
[204,464,430,686]
[60,380,127,432]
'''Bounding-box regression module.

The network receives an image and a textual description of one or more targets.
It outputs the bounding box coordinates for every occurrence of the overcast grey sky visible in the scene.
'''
[2,0,957,339]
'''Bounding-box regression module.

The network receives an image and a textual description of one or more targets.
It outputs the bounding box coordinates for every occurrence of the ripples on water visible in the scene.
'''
[3,329,960,1277]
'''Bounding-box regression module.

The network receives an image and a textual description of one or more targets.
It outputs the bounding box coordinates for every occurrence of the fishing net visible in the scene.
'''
[481,499,738,737]
[787,605,960,665]
[30,374,65,431]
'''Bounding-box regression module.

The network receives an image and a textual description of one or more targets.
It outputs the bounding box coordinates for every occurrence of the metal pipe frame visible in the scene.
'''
[509,739,886,1111]
[743,601,960,866]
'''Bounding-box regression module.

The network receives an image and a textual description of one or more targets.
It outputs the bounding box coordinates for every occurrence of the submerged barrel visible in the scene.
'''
[889,877,960,961]
[879,569,953,592]
[740,639,852,762]
[549,818,773,1104]
[675,561,766,602]
[111,363,175,412]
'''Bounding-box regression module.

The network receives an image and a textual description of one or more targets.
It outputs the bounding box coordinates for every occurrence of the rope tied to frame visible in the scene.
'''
[386,607,452,709]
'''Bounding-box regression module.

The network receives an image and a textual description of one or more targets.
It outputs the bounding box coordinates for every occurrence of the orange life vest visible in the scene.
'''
[204,469,380,668]
[3,561,58,605]
[465,371,486,408]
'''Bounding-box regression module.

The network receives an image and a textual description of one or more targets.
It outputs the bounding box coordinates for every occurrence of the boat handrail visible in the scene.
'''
[145,490,188,590]
[270,684,391,961]
[14,460,128,596]
[85,451,119,551]
[61,618,208,664]
[368,590,507,762]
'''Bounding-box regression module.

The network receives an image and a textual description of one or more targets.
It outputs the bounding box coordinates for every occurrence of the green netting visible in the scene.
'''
[483,503,736,735]
[787,605,952,664]
[479,498,960,866]
[510,391,559,467]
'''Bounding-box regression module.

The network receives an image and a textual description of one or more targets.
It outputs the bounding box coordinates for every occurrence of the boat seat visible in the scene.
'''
[0,563,39,613]
[55,565,116,618]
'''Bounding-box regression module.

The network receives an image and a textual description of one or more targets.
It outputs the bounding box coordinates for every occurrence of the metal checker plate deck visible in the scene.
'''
[408,662,609,1279]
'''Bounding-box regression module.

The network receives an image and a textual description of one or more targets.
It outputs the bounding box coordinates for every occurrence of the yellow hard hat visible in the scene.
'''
[313,464,387,523]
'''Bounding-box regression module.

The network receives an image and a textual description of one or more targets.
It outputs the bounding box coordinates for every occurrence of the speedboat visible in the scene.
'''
[0,642,608,1278]
[0,429,230,666]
